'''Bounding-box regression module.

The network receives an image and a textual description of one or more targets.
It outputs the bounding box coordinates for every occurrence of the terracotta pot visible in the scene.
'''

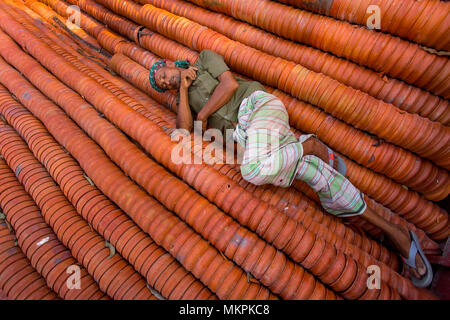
[308,280,331,300]
[310,244,337,277]
[341,264,371,300]
[329,256,358,293]
[295,269,316,299]
[319,251,346,285]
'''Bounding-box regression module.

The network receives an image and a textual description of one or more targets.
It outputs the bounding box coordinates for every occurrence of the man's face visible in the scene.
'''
[155,66,181,91]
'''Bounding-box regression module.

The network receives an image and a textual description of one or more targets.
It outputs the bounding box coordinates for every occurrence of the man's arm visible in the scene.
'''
[176,67,198,132]
[177,86,193,131]
[197,71,239,131]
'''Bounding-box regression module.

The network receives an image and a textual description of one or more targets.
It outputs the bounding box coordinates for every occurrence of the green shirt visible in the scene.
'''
[188,50,265,133]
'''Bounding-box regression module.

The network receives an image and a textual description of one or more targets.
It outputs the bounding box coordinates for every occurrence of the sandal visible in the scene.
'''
[404,231,433,288]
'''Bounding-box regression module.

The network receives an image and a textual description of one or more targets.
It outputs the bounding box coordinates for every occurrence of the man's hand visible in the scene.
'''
[180,67,198,89]
[196,112,208,133]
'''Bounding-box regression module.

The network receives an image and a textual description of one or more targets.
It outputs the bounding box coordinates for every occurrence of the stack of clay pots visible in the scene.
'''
[0,0,447,300]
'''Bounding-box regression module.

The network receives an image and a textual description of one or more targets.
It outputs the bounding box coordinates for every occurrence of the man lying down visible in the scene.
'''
[149,50,433,288]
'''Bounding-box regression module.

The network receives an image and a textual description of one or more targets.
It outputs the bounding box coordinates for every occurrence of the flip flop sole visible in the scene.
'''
[409,231,433,288]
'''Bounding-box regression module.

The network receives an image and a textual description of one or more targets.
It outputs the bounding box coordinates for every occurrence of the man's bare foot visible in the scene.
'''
[388,225,427,279]
[361,207,431,287]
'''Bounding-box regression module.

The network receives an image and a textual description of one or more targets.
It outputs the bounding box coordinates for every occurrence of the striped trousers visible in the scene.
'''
[233,90,366,217]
